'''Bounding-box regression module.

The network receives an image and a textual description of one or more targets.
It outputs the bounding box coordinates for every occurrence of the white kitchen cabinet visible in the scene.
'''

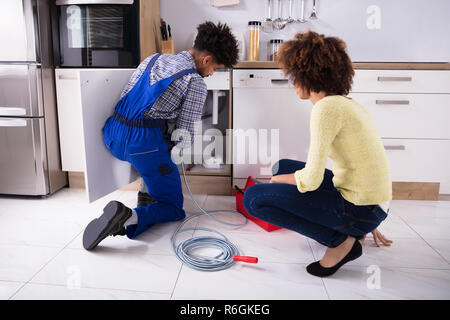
[349,93,450,139]
[55,68,137,202]
[352,70,450,94]
[350,69,450,194]
[381,139,450,185]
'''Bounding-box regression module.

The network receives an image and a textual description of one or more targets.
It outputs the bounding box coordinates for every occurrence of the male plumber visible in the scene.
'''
[82,21,239,250]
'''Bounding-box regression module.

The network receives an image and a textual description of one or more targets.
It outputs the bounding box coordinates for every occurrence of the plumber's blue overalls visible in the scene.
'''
[102,54,198,239]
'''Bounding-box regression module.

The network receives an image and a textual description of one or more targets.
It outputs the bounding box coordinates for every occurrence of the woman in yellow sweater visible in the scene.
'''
[243,31,392,277]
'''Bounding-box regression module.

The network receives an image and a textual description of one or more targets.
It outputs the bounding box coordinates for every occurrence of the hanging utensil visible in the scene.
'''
[273,0,288,30]
[309,0,318,19]
[262,0,274,33]
[286,0,295,23]
[297,0,307,23]
[272,0,282,30]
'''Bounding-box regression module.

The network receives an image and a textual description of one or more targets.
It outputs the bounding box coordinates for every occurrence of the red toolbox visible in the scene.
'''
[234,176,282,232]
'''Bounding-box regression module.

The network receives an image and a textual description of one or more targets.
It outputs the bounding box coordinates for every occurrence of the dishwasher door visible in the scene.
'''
[232,69,312,182]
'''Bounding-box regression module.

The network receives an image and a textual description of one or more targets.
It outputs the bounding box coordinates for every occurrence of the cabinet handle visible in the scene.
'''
[0,107,27,116]
[271,79,289,85]
[384,145,406,151]
[58,75,78,80]
[0,119,27,127]
[376,100,410,105]
[377,76,412,82]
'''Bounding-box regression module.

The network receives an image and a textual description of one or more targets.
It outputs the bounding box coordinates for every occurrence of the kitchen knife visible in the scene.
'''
[161,20,168,40]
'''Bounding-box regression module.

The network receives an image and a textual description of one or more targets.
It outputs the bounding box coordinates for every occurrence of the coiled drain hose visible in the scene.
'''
[171,149,257,271]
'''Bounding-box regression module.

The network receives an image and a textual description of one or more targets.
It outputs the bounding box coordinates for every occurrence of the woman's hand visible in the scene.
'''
[361,229,393,247]
[270,173,297,185]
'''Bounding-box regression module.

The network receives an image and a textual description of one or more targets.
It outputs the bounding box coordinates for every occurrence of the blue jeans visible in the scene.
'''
[243,159,388,248]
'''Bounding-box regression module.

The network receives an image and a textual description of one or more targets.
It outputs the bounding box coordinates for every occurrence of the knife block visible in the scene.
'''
[161,38,174,54]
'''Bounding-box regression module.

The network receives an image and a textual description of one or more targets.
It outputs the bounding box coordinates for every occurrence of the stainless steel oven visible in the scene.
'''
[53,0,139,67]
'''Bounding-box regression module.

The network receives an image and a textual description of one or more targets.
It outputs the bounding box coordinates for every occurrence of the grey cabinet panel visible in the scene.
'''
[78,69,137,203]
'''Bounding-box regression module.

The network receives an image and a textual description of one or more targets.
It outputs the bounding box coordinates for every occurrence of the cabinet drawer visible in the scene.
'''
[352,70,450,93]
[349,93,450,139]
[382,139,450,191]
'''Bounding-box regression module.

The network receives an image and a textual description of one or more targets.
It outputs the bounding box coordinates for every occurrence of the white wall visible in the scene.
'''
[160,0,450,63]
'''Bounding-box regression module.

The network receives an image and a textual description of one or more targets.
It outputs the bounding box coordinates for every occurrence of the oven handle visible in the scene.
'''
[56,0,134,5]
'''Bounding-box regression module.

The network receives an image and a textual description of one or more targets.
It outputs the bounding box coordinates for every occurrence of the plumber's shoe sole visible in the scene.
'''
[82,201,131,251]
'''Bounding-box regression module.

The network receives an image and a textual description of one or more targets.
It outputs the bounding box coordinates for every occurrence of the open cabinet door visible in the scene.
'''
[79,69,138,203]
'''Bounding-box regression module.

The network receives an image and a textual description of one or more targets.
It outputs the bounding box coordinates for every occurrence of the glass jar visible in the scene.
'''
[248,21,261,61]
[268,39,283,61]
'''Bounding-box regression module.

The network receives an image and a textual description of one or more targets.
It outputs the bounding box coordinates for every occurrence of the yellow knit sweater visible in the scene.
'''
[294,95,392,205]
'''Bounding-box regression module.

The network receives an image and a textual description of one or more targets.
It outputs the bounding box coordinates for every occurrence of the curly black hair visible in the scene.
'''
[193,21,239,68]
[278,31,354,96]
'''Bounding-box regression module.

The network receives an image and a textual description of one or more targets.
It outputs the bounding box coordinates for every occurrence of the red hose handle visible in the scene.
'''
[233,256,258,263]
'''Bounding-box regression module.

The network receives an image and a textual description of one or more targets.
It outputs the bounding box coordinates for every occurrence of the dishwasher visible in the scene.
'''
[232,69,332,189]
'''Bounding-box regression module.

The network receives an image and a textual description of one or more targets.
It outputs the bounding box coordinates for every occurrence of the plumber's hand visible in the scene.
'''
[361,229,393,247]
[270,173,297,185]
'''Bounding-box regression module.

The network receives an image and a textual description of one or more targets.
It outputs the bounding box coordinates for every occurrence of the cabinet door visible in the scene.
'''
[55,69,85,171]
[79,69,137,203]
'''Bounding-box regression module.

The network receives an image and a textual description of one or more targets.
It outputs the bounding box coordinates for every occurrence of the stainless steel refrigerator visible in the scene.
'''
[0,0,67,196]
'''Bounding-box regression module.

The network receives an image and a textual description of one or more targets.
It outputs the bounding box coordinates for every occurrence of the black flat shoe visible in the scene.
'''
[137,191,154,207]
[306,239,363,277]
[82,201,132,251]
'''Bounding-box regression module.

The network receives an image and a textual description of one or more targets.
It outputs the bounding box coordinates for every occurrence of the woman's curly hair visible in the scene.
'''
[194,21,239,68]
[277,31,354,96]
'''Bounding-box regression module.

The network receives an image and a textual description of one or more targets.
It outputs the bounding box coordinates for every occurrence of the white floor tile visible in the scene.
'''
[11,283,170,300]
[389,200,450,219]
[425,239,450,264]
[0,212,84,248]
[399,216,450,240]
[309,238,450,269]
[376,215,419,239]
[30,248,182,294]
[322,266,450,300]
[0,281,24,300]
[0,245,61,282]
[191,229,314,264]
[43,187,94,207]
[172,262,328,300]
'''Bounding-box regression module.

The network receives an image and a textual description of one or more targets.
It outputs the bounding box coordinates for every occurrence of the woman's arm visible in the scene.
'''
[294,100,342,192]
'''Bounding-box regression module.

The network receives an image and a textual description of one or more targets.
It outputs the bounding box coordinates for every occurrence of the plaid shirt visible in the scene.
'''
[120,51,207,148]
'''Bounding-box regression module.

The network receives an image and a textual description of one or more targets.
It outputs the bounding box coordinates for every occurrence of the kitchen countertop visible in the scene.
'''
[233,61,450,70]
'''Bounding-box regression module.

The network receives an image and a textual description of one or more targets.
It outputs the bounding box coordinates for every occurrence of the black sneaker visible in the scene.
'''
[82,201,132,251]
[137,191,154,207]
